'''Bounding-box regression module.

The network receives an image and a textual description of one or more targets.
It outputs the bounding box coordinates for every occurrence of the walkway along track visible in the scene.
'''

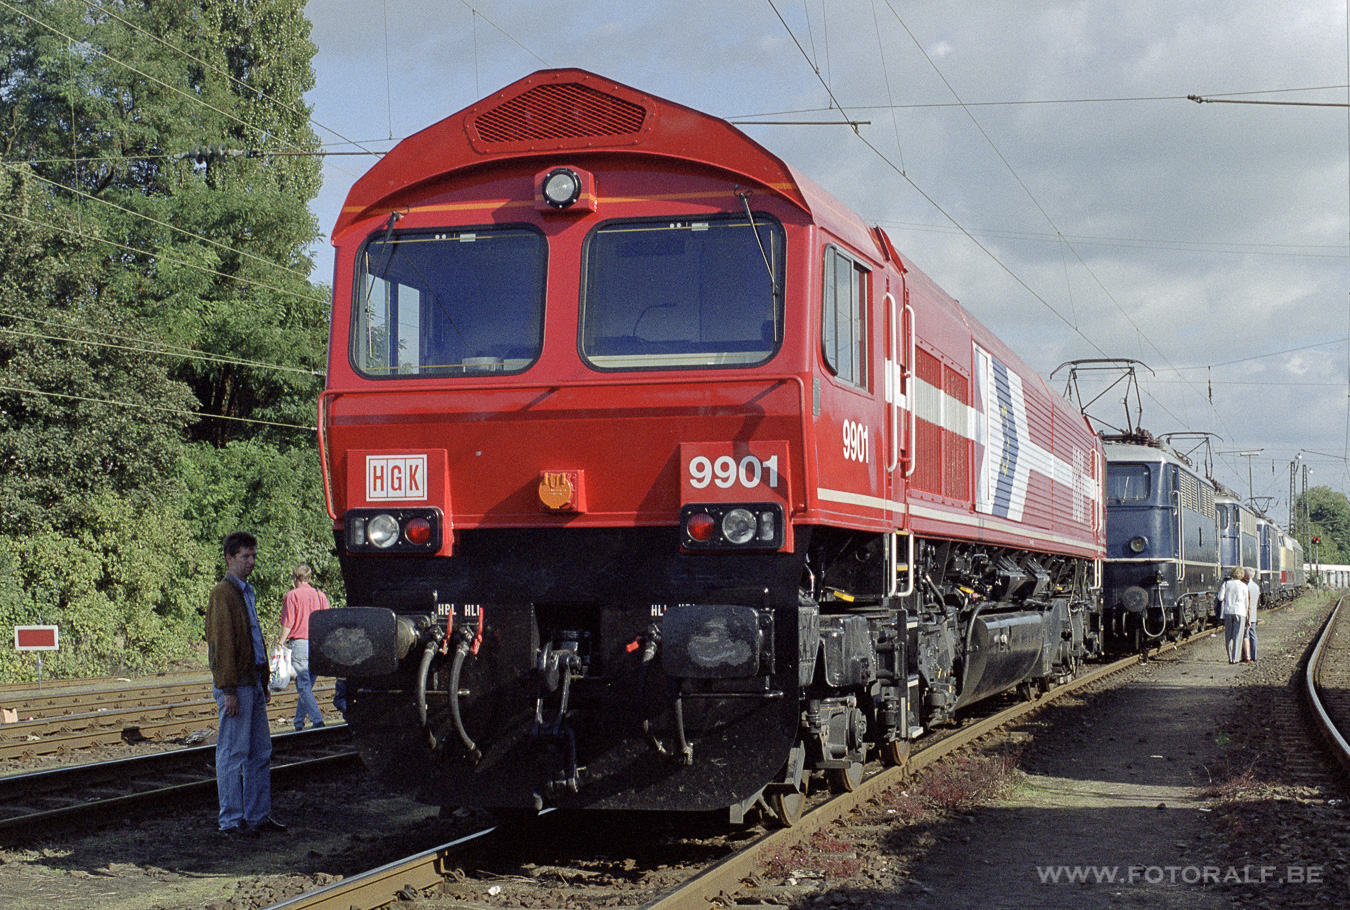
[0,725,360,842]
[258,628,1222,910]
[1305,593,1350,776]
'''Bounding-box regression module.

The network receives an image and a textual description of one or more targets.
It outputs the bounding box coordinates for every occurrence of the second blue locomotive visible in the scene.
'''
[1102,431,1304,649]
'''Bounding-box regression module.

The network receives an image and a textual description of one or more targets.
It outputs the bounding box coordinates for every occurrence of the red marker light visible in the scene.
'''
[404,517,433,545]
[686,512,716,542]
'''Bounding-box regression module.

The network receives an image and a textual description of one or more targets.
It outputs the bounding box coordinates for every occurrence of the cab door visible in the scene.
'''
[815,243,887,530]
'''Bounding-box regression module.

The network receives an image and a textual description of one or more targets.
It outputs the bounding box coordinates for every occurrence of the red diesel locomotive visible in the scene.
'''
[311,69,1106,824]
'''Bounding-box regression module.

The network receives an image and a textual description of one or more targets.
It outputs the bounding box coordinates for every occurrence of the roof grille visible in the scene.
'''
[473,82,647,144]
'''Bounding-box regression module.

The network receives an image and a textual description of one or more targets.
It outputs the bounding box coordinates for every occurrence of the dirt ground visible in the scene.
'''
[0,765,481,910]
[754,592,1349,910]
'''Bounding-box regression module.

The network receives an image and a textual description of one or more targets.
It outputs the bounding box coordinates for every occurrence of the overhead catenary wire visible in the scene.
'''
[2,161,318,287]
[876,0,1217,440]
[0,383,316,432]
[762,0,1319,479]
[0,325,323,379]
[760,0,1107,358]
[731,84,1350,117]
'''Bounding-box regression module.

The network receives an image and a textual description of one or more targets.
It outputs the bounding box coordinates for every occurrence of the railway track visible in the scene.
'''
[0,725,360,842]
[0,677,337,760]
[257,629,1214,910]
[1305,594,1350,774]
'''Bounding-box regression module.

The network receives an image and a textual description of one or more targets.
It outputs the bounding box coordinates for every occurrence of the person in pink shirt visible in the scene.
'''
[278,565,330,730]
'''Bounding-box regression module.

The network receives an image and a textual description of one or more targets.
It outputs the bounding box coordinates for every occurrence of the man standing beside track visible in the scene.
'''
[205,530,286,836]
[1244,567,1261,662]
[279,564,329,731]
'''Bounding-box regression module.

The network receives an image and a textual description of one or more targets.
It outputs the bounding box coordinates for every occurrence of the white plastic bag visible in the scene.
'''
[269,644,294,692]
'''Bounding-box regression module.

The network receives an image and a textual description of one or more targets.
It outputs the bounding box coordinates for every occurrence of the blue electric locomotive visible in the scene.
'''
[1102,435,1221,649]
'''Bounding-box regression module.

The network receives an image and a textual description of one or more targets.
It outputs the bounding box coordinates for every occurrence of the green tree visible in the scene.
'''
[0,1,330,678]
[1298,485,1350,566]
[1,0,327,445]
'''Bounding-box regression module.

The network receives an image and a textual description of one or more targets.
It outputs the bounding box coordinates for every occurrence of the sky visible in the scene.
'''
[301,0,1350,525]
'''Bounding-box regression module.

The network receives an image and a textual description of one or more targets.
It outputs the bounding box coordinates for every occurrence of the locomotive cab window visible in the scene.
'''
[352,226,546,378]
[580,215,784,370]
[822,247,869,389]
[1107,464,1151,503]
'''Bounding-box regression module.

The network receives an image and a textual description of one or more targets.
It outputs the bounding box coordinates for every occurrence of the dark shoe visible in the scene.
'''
[250,816,288,834]
[219,824,247,836]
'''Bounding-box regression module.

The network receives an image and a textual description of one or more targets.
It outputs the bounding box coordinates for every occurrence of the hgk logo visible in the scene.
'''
[366,455,427,501]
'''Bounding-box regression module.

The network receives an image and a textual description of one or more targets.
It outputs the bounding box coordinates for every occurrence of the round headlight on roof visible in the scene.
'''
[542,167,581,208]
[367,513,400,548]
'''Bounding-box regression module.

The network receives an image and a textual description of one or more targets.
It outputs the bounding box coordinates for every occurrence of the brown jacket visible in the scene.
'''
[205,576,269,692]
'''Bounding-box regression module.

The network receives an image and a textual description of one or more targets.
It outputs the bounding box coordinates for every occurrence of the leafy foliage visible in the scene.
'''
[1298,485,1350,568]
[0,1,331,679]
[179,440,340,629]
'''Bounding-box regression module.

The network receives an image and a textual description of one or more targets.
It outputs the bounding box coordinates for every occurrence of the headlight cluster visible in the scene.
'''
[680,503,785,550]
[345,507,442,553]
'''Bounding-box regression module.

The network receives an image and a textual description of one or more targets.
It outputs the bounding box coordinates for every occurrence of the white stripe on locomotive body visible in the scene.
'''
[816,487,902,513]
[812,488,1098,553]
[907,501,1100,552]
[830,347,1099,543]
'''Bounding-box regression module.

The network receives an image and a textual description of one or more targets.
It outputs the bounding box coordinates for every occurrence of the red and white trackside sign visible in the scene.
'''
[14,626,58,651]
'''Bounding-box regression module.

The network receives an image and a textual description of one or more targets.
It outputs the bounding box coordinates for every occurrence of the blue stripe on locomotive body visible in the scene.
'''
[989,359,1021,518]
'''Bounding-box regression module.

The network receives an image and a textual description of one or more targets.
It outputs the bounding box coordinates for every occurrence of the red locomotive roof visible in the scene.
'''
[334,68,814,240]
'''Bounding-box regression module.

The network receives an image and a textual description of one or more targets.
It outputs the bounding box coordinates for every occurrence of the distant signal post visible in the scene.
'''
[14,625,59,691]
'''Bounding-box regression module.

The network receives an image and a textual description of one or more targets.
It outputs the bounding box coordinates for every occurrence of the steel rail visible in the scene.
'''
[0,726,357,841]
[264,827,500,910]
[1304,594,1350,776]
[635,646,1157,910]
[0,681,210,715]
[0,687,337,759]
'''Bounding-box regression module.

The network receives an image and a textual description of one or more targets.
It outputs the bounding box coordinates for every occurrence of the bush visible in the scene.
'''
[0,492,214,680]
[179,438,339,632]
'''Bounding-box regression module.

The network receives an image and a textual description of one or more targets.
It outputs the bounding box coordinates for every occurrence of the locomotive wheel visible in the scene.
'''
[883,739,911,769]
[769,791,805,827]
[828,761,864,793]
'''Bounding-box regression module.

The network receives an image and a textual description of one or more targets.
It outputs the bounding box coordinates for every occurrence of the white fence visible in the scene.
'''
[1311,563,1350,588]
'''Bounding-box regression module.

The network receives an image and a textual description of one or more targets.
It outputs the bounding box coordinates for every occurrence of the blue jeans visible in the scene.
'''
[290,639,324,730]
[214,680,272,830]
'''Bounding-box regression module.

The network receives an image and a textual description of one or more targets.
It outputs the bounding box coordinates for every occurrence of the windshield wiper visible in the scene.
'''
[736,188,780,301]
